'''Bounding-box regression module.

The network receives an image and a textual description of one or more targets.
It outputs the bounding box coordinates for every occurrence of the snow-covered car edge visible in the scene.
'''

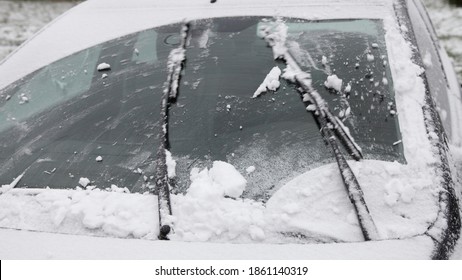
[0,227,436,259]
[394,0,461,260]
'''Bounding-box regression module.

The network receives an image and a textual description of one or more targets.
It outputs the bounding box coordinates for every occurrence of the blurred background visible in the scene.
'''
[0,0,461,82]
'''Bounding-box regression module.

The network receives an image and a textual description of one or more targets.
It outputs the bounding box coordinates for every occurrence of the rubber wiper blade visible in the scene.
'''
[153,22,190,240]
[259,19,378,241]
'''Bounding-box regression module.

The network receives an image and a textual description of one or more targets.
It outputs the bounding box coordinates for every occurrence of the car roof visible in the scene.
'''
[0,0,395,91]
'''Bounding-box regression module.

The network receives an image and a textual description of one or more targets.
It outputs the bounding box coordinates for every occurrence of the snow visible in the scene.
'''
[0,188,157,239]
[345,83,352,93]
[208,161,247,198]
[18,93,29,104]
[96,62,111,71]
[0,1,76,62]
[0,160,440,245]
[252,66,282,98]
[306,104,316,111]
[423,51,433,68]
[78,177,91,188]
[422,0,462,81]
[165,150,177,178]
[258,19,288,59]
[324,74,343,92]
[246,166,256,174]
[165,25,188,100]
[0,228,434,259]
[366,53,375,62]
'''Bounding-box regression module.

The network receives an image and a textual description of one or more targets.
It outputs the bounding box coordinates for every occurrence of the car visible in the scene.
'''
[0,0,461,259]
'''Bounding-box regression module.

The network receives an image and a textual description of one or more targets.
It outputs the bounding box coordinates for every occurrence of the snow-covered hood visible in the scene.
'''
[0,0,396,91]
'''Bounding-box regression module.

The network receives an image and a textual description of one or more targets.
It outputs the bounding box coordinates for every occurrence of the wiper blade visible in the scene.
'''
[289,55,363,161]
[165,23,190,101]
[260,19,378,241]
[153,22,190,240]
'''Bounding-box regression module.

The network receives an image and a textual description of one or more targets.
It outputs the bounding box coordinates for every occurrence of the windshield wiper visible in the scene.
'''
[152,22,190,240]
[260,19,379,241]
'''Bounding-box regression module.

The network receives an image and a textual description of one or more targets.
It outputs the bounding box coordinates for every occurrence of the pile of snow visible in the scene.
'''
[252,66,282,98]
[187,161,247,199]
[0,188,157,239]
[0,159,440,244]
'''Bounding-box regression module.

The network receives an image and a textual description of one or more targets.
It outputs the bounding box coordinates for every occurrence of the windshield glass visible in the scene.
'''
[0,17,403,198]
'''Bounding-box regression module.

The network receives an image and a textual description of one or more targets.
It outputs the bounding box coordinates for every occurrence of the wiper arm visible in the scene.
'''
[260,20,378,241]
[289,52,378,241]
[153,22,190,240]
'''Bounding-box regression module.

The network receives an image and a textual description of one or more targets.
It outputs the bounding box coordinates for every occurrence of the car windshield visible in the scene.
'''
[0,17,403,200]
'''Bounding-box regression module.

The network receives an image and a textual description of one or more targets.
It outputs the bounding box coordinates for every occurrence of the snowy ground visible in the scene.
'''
[422,0,462,81]
[0,0,78,62]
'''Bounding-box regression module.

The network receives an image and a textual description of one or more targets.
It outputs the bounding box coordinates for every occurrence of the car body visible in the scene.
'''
[0,0,461,259]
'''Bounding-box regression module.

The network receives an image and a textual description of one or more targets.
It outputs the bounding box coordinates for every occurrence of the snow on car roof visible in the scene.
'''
[0,0,395,91]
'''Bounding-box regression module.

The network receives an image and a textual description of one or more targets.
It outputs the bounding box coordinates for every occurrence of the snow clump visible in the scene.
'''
[187,161,247,199]
[324,74,343,92]
[246,166,256,174]
[252,66,282,98]
[345,83,352,93]
[78,177,91,188]
[96,62,111,71]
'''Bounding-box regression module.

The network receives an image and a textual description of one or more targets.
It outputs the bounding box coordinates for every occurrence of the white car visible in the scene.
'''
[0,0,461,259]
